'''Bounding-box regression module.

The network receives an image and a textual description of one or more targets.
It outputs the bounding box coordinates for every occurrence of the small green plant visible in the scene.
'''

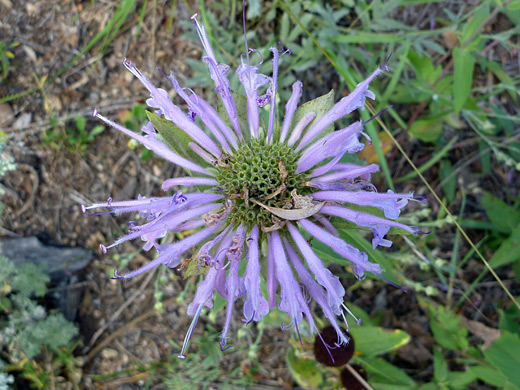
[0,138,16,221]
[43,114,105,153]
[0,41,19,80]
[0,256,80,389]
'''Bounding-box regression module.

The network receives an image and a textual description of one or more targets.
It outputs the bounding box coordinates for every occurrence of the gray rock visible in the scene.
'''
[1,237,93,321]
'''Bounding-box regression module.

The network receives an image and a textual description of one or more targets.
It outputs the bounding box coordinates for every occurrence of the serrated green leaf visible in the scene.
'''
[489,225,520,268]
[481,191,520,234]
[291,89,335,142]
[409,118,442,143]
[485,331,520,386]
[453,47,475,114]
[350,326,410,357]
[146,111,206,167]
[421,299,468,350]
[287,348,323,389]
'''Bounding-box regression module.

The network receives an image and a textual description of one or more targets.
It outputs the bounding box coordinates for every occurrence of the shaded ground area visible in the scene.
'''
[1,0,518,389]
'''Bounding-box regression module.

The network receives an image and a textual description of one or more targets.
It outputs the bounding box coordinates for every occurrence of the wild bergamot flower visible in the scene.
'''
[85,14,423,359]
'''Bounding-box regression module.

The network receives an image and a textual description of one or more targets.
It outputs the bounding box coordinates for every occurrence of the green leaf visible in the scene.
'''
[286,348,323,389]
[421,299,468,350]
[453,47,475,114]
[461,4,489,45]
[468,365,508,388]
[89,125,105,138]
[146,111,206,167]
[12,262,49,298]
[409,118,442,143]
[439,160,456,202]
[498,299,520,333]
[507,0,520,11]
[433,347,448,383]
[485,331,520,386]
[408,50,442,83]
[353,356,416,388]
[291,89,335,142]
[184,260,209,279]
[481,58,518,105]
[447,370,478,390]
[489,225,520,268]
[350,326,410,357]
[481,191,520,235]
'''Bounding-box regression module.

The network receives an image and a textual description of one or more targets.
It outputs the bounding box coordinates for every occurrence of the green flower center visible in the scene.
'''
[215,137,310,230]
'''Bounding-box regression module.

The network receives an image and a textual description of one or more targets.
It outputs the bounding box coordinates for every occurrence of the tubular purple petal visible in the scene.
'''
[107,203,222,249]
[243,225,269,322]
[267,234,278,309]
[162,177,218,190]
[204,57,243,139]
[236,54,270,138]
[297,67,383,150]
[267,47,280,141]
[156,221,225,269]
[299,218,381,279]
[287,223,345,315]
[122,60,222,157]
[284,240,349,345]
[166,73,232,153]
[308,153,346,179]
[269,232,303,330]
[320,205,419,249]
[312,163,379,183]
[178,303,203,359]
[296,122,364,174]
[194,96,239,149]
[312,189,415,220]
[94,111,212,176]
[280,81,303,143]
[287,111,316,147]
[221,224,246,350]
[189,142,214,164]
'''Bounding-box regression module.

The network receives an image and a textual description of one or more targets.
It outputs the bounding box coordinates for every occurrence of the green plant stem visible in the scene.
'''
[370,104,520,311]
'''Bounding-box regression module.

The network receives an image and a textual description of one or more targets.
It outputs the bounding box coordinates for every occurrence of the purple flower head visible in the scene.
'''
[85,12,424,358]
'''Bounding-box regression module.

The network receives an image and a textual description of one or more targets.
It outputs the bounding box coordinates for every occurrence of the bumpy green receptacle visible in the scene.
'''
[215,137,310,230]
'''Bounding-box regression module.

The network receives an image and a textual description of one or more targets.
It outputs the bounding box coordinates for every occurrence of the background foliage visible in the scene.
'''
[0,0,519,388]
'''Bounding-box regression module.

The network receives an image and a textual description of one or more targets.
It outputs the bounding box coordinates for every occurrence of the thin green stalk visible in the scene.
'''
[370,105,520,310]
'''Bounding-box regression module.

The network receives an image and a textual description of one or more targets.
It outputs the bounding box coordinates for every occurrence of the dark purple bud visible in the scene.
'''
[340,365,368,390]
[314,326,355,367]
